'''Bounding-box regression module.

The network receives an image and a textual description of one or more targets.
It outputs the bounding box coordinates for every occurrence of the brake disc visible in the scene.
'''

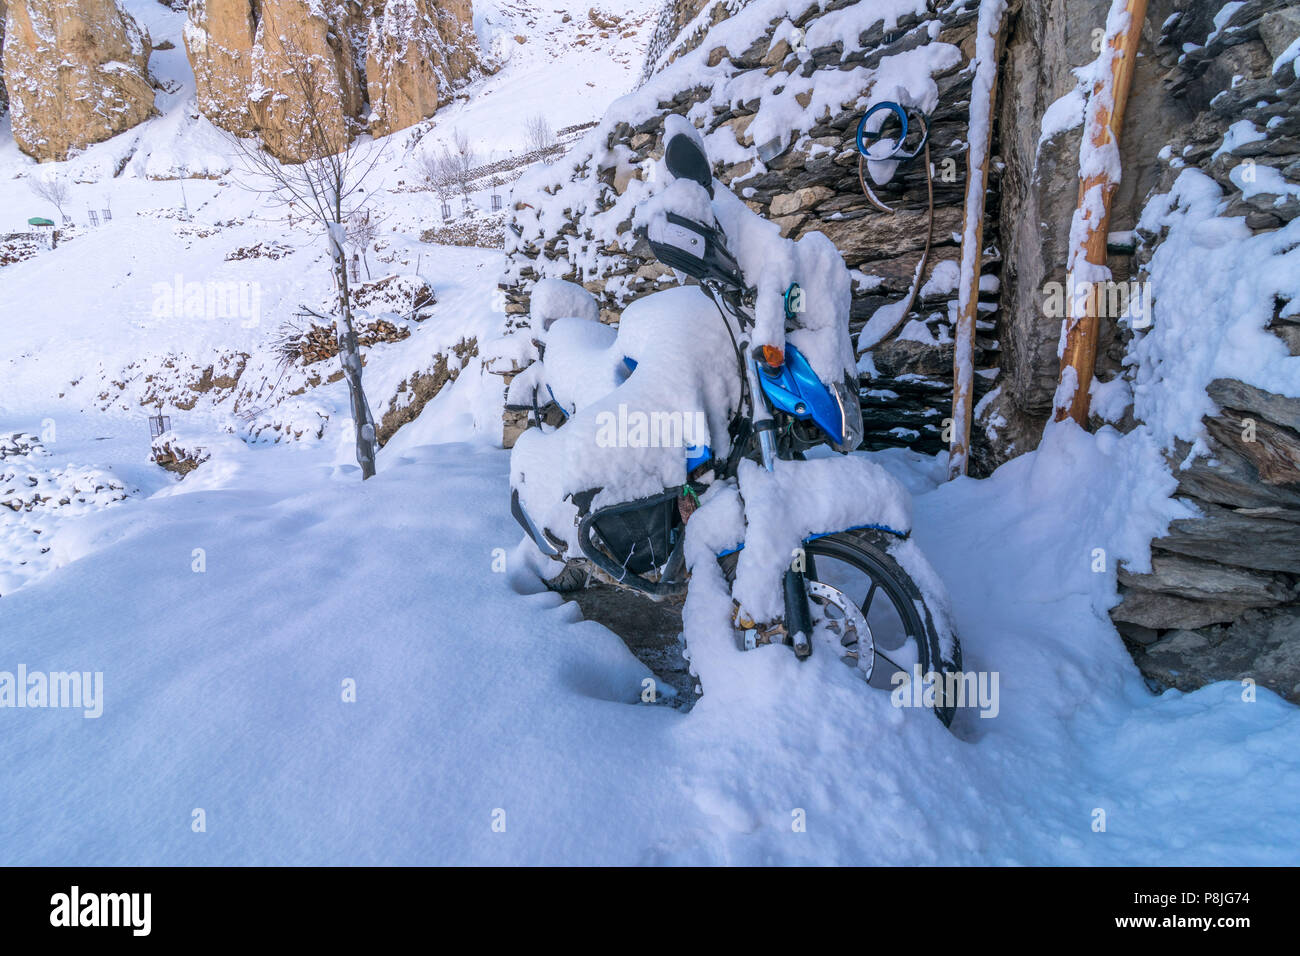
[805,579,875,680]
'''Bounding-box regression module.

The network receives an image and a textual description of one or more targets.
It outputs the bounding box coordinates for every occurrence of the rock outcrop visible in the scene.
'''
[183,0,259,138]
[184,0,365,162]
[2,0,155,161]
[365,0,481,137]
[184,0,482,161]
[1,0,9,115]
[249,0,367,162]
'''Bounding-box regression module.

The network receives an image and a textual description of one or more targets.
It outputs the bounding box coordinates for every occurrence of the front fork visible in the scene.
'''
[746,356,779,472]
[746,355,814,658]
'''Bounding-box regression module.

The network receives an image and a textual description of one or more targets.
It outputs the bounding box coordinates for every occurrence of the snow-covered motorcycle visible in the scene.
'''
[508,116,961,725]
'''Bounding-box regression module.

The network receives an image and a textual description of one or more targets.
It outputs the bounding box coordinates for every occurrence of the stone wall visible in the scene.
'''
[1108,0,1300,701]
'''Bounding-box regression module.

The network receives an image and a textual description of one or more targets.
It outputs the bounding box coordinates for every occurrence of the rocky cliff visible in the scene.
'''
[248,0,368,162]
[183,0,259,138]
[185,0,483,161]
[1,0,9,115]
[2,0,155,161]
[366,0,481,137]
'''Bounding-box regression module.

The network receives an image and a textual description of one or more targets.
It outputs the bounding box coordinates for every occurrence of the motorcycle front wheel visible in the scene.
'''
[722,528,961,727]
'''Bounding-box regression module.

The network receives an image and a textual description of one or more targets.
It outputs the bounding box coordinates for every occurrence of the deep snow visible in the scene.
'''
[2,422,1297,864]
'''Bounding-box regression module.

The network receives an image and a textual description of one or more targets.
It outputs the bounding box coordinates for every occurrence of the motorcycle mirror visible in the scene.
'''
[664,133,713,197]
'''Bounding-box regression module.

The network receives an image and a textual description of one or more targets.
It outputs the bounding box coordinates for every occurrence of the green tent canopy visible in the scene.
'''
[27,217,55,227]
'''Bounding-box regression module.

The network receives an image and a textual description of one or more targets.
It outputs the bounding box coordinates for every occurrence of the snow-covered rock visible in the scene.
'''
[365,0,484,137]
[2,0,155,161]
[183,0,484,160]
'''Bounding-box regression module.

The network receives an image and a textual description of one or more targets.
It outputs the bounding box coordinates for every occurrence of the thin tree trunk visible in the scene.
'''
[948,0,1007,480]
[1053,0,1148,426]
[327,219,378,479]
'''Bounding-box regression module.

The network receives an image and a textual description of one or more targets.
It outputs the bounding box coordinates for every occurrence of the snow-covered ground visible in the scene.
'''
[1,0,1297,866]
[3,419,1296,864]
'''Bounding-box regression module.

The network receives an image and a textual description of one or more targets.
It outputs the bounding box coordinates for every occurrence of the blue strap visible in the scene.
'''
[545,384,569,419]
[856,102,927,163]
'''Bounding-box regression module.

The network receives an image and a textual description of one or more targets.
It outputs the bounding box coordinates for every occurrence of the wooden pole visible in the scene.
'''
[1054,0,1148,425]
[948,0,1006,480]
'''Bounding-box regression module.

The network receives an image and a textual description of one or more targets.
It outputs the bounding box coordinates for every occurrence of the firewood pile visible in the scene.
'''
[349,274,436,318]
[150,434,210,477]
[276,318,412,367]
[225,241,294,261]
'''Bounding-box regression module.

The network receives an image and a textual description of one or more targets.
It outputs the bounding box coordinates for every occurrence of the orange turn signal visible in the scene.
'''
[761,345,785,368]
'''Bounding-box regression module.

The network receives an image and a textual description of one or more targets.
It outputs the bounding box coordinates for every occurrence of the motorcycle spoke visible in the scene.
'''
[873,647,906,673]
[860,581,878,619]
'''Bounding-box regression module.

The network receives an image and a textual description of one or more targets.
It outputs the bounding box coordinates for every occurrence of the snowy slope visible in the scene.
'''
[0,0,661,431]
[0,0,659,594]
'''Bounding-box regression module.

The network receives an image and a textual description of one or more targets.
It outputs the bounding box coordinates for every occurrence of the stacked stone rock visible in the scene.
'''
[498,0,1001,460]
[1108,0,1300,701]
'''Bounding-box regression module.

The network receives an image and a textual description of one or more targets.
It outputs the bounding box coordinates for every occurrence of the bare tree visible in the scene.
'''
[29,174,71,224]
[523,114,554,154]
[447,129,478,206]
[226,25,386,479]
[417,148,458,215]
[347,209,378,280]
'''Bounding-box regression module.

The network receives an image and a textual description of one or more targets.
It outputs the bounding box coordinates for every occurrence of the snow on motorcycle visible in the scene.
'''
[508,115,962,726]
